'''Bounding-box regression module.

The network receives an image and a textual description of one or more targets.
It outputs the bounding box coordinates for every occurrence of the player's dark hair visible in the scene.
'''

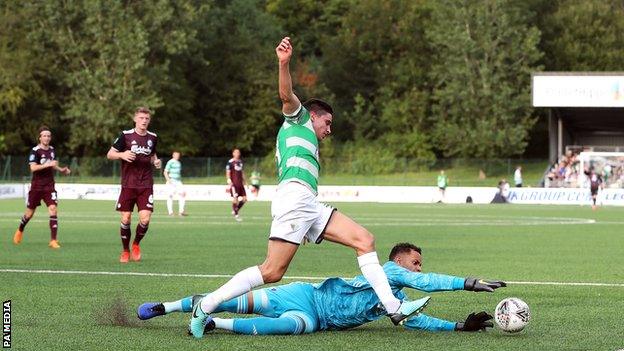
[38,126,51,135]
[389,243,422,261]
[135,106,152,115]
[303,98,333,115]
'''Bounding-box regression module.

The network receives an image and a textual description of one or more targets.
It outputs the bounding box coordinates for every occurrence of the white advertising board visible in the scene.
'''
[0,184,24,199]
[4,183,623,206]
[532,74,624,107]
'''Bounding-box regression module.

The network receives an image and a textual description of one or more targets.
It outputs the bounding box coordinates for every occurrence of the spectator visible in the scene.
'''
[498,179,510,202]
[514,166,523,187]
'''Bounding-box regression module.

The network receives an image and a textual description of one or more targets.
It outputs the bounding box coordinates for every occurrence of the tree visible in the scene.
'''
[539,0,624,71]
[191,0,283,156]
[427,0,542,158]
[0,2,62,154]
[33,1,203,156]
[319,0,434,160]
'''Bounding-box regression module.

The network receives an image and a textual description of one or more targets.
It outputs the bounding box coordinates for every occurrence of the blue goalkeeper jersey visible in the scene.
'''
[312,261,465,331]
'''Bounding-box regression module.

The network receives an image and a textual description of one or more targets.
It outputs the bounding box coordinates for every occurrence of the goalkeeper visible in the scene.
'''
[138,243,505,334]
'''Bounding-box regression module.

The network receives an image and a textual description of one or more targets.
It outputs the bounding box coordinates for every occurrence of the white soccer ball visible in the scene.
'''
[494,297,530,333]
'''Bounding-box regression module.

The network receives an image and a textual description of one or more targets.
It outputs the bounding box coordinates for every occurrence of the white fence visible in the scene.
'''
[2,183,623,206]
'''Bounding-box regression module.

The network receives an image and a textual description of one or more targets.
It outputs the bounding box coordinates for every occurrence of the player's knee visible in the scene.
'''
[121,214,132,224]
[259,264,286,284]
[353,228,375,254]
[138,214,151,226]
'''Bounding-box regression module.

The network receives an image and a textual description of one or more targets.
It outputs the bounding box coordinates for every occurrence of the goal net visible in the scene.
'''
[578,152,624,188]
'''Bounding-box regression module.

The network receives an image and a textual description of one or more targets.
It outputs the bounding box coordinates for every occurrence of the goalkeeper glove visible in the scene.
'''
[464,278,506,292]
[455,311,494,332]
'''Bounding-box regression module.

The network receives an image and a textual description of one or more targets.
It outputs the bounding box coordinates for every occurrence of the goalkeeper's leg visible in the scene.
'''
[210,311,314,335]
[138,290,275,320]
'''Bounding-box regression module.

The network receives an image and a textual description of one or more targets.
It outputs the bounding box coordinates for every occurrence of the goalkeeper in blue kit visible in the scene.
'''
[138,243,505,335]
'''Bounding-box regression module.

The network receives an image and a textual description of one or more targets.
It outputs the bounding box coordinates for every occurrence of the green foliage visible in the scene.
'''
[193,0,282,156]
[427,0,542,158]
[1,0,621,160]
[320,0,432,146]
[540,0,624,70]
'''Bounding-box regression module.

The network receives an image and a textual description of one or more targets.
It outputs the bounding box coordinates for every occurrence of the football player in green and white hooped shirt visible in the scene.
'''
[188,37,430,338]
[163,151,187,216]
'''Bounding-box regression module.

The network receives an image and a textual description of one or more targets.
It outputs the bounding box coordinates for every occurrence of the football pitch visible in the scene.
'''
[1,199,623,350]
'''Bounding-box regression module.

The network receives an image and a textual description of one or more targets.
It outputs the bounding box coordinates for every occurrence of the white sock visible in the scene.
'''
[213,317,234,331]
[357,252,401,313]
[166,197,173,214]
[200,266,264,313]
[179,197,185,213]
[163,300,182,313]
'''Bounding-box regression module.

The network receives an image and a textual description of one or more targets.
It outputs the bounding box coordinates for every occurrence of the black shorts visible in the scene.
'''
[590,188,599,196]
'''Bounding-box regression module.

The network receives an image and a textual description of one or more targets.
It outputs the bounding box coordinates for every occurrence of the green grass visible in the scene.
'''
[1,199,623,350]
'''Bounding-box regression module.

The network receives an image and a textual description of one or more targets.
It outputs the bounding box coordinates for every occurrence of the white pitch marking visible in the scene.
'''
[0,217,598,226]
[1,268,623,287]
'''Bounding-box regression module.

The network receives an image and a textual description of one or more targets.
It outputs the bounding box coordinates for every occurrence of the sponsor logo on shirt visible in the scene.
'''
[130,145,152,155]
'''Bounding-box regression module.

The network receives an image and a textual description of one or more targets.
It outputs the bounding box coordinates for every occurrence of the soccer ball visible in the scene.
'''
[494,297,530,333]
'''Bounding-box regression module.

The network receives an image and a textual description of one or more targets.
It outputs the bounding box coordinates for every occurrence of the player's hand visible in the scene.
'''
[121,150,136,162]
[276,37,292,63]
[455,311,494,332]
[464,278,506,292]
[48,160,58,168]
[153,158,162,169]
[225,185,232,194]
[60,167,71,175]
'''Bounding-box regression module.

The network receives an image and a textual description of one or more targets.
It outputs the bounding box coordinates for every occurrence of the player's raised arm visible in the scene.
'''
[276,36,301,116]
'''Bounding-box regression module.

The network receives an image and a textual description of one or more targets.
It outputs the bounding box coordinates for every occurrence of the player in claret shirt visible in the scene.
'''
[107,107,161,263]
[13,126,71,249]
[226,148,247,221]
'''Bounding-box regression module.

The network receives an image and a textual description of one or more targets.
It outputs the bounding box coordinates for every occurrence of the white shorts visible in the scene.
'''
[167,180,185,196]
[269,182,335,245]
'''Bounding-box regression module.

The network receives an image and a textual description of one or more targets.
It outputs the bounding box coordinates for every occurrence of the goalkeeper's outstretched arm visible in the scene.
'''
[403,311,494,332]
[392,264,506,293]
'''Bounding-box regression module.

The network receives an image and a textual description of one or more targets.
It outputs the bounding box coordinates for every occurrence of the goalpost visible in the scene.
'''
[578,152,624,189]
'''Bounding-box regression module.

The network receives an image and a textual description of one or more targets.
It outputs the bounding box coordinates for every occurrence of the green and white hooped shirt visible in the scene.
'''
[275,104,320,194]
[165,159,182,182]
